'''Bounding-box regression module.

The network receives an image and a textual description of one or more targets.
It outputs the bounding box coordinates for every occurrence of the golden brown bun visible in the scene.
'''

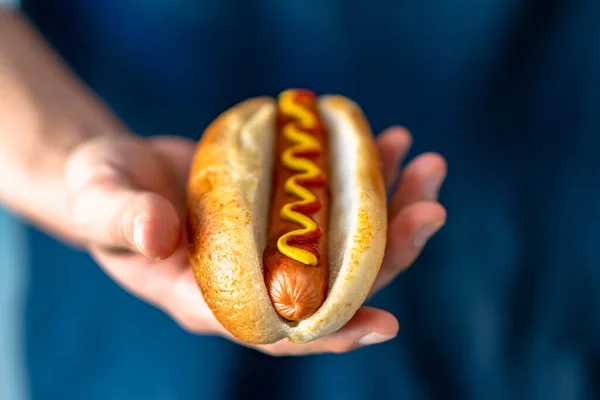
[186,94,387,344]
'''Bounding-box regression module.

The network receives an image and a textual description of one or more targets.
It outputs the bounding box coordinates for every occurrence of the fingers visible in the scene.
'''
[389,152,447,219]
[64,137,182,259]
[255,307,399,356]
[376,127,412,191]
[370,201,446,295]
[372,136,448,296]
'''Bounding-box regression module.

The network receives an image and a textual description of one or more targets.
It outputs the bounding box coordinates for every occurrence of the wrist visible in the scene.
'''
[0,125,128,246]
[0,11,130,244]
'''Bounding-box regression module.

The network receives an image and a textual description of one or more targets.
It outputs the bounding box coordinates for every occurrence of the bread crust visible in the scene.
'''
[186,94,387,344]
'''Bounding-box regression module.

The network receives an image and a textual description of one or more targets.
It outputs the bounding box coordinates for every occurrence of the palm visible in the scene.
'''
[68,127,446,355]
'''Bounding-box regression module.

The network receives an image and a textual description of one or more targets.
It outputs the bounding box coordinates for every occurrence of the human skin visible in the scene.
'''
[0,9,447,355]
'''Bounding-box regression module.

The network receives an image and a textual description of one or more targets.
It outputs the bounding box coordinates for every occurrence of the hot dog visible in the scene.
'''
[186,89,387,344]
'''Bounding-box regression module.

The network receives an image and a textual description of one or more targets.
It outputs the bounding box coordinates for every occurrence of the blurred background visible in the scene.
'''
[2,0,600,399]
[0,208,28,400]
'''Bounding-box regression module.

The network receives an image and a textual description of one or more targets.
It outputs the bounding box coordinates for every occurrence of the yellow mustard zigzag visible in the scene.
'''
[276,90,323,266]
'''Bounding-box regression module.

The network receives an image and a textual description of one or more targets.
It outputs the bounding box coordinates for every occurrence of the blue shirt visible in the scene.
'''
[15,1,600,399]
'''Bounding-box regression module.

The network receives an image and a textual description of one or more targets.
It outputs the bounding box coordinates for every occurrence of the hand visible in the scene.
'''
[63,128,447,356]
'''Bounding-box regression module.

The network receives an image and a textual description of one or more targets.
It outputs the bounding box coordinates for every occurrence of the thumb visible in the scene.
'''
[64,137,182,259]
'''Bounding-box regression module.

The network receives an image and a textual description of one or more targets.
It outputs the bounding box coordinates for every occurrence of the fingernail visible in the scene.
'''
[133,216,149,256]
[358,332,396,346]
[424,174,445,201]
[413,222,443,248]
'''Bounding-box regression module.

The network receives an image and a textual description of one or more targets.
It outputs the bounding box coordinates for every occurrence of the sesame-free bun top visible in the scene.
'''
[186,94,387,344]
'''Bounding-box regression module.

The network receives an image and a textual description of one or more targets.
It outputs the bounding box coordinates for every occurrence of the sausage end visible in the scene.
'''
[264,252,327,321]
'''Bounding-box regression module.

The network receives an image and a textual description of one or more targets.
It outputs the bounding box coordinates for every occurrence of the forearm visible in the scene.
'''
[0,10,127,243]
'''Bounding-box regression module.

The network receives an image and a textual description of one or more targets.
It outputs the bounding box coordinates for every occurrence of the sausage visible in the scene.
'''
[262,89,330,321]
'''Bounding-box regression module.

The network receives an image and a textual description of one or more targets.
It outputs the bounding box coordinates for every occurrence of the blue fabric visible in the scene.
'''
[18,0,600,398]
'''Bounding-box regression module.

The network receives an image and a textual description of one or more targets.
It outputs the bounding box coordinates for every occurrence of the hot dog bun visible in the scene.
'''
[186,94,387,344]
